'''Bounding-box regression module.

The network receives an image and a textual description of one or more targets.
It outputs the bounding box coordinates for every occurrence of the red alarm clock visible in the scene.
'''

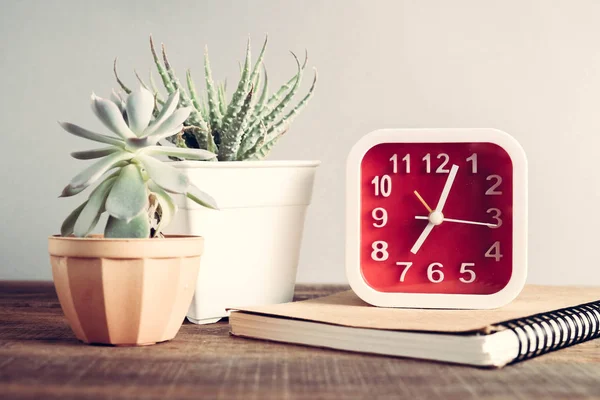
[346,129,527,309]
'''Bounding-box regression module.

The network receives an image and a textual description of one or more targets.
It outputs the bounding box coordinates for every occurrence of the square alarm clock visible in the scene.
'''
[346,129,527,309]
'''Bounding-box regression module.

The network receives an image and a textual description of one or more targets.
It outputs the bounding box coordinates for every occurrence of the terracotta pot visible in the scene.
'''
[48,235,203,346]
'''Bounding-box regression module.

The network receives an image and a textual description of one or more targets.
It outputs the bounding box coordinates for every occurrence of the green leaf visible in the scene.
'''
[137,155,189,193]
[59,122,125,148]
[143,90,180,136]
[105,164,148,221]
[60,201,88,237]
[73,177,116,237]
[113,58,132,94]
[259,52,303,128]
[186,70,204,117]
[143,145,217,161]
[238,120,267,160]
[149,35,175,93]
[161,43,210,134]
[186,183,219,210]
[219,88,254,160]
[247,36,268,95]
[125,86,155,135]
[144,107,192,143]
[254,66,269,113]
[105,213,150,238]
[204,46,224,129]
[218,39,252,159]
[71,147,119,160]
[61,152,133,197]
[218,82,228,116]
[263,68,318,142]
[91,93,136,139]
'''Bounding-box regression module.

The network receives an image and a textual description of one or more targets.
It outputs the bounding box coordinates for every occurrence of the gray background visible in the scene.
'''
[1,0,599,285]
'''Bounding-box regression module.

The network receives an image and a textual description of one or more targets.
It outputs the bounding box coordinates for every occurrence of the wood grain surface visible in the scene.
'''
[1,282,599,400]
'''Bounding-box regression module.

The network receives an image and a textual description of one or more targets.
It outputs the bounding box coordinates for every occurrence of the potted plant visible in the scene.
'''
[49,86,218,345]
[115,36,319,324]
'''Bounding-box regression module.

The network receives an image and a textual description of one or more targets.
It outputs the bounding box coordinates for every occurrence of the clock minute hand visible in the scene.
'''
[410,165,459,255]
[434,164,459,213]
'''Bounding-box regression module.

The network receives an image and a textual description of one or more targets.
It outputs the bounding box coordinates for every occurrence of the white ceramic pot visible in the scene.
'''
[166,160,320,324]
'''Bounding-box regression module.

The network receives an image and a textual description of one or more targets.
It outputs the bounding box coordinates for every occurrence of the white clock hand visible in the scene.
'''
[410,222,435,254]
[414,215,498,228]
[410,165,459,254]
[434,164,459,213]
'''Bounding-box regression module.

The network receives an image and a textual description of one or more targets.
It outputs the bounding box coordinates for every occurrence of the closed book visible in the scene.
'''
[229,285,600,368]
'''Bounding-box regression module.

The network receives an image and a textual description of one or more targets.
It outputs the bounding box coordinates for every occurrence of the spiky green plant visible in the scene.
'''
[59,87,219,239]
[114,36,317,161]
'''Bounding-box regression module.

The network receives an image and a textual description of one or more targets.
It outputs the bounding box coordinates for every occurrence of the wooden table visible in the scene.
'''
[1,282,599,399]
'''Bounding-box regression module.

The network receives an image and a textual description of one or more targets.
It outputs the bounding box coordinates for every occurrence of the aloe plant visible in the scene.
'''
[59,87,219,239]
[114,36,317,161]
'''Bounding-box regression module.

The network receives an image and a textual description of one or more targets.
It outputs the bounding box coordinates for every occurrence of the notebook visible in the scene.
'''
[229,285,600,368]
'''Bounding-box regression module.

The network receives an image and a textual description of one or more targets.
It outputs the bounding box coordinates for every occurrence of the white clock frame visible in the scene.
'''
[346,128,528,309]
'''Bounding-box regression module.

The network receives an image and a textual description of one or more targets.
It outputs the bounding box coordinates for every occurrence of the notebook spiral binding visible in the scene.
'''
[499,300,600,364]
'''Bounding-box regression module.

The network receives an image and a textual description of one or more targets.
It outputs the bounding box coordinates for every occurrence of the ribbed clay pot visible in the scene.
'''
[48,235,203,346]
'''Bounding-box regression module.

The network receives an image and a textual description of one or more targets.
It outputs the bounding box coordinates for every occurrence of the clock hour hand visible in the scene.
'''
[414,216,498,228]
[410,222,435,254]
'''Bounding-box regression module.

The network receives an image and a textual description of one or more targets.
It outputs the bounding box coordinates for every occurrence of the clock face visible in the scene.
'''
[360,142,513,295]
[347,129,528,308]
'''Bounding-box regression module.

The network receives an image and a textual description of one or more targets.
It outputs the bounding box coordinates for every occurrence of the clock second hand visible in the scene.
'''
[414,215,498,228]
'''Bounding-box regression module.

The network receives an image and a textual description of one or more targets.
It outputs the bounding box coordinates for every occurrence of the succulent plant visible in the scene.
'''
[114,36,317,161]
[59,87,219,239]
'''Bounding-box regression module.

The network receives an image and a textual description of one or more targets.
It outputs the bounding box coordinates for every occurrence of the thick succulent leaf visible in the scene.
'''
[186,70,204,116]
[137,155,189,193]
[113,58,132,94]
[110,90,125,113]
[260,52,303,128]
[145,107,192,143]
[73,177,116,237]
[219,39,252,150]
[59,122,125,148]
[126,86,155,135]
[248,36,268,94]
[218,82,228,116]
[254,66,269,113]
[219,88,254,160]
[238,120,267,160]
[204,46,224,129]
[148,180,177,236]
[265,69,318,140]
[186,183,219,210]
[60,201,88,237]
[91,93,136,139]
[105,164,149,221]
[265,49,308,109]
[161,43,210,132]
[148,70,164,103]
[105,213,150,238]
[61,152,133,197]
[143,145,217,161]
[149,35,175,93]
[143,90,180,136]
[71,147,119,160]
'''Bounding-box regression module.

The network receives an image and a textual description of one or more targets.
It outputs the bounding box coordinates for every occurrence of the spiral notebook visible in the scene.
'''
[229,285,600,368]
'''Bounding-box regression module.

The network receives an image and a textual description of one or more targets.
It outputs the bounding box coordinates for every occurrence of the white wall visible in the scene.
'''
[1,0,599,285]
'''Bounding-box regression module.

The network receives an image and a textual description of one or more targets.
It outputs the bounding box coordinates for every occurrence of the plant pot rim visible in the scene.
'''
[168,160,321,169]
[48,234,202,242]
[48,235,204,259]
